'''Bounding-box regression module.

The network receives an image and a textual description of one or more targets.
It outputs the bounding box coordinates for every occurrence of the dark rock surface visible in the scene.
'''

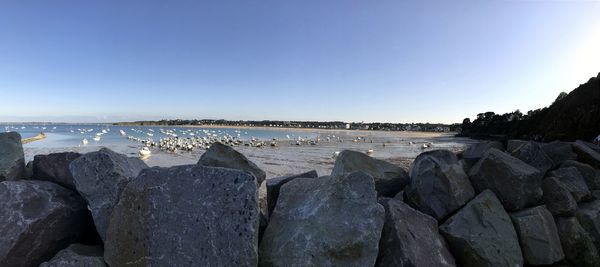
[462,141,504,167]
[69,148,148,242]
[198,142,266,184]
[260,171,385,267]
[105,165,259,267]
[576,200,600,250]
[510,205,564,265]
[0,132,25,181]
[266,170,318,217]
[543,176,578,217]
[542,141,577,167]
[404,150,475,220]
[555,217,600,267]
[548,167,591,202]
[32,152,82,190]
[561,160,600,190]
[468,148,543,211]
[0,180,91,267]
[508,141,554,174]
[377,197,455,267]
[439,190,523,267]
[40,244,106,267]
[331,150,409,197]
[573,140,600,169]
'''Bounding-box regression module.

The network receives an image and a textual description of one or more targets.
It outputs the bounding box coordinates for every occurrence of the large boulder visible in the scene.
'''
[0,132,25,181]
[40,244,106,267]
[331,150,409,197]
[576,200,600,250]
[548,167,591,202]
[555,217,600,267]
[198,142,266,184]
[404,150,475,220]
[542,141,577,167]
[462,141,504,167]
[104,165,259,266]
[377,198,455,267]
[0,180,91,267]
[573,140,600,169]
[508,141,554,174]
[266,170,318,217]
[506,139,529,152]
[509,205,564,265]
[561,160,600,190]
[32,152,82,190]
[468,148,543,211]
[543,176,578,217]
[69,148,148,242]
[259,172,385,266]
[439,190,523,267]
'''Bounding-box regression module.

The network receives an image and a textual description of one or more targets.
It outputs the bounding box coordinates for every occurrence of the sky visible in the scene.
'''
[1,0,600,123]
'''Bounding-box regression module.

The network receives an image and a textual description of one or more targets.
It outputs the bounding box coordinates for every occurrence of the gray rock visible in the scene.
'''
[198,142,266,184]
[462,141,504,167]
[69,148,148,242]
[331,150,409,197]
[393,190,404,202]
[259,171,385,267]
[555,217,600,267]
[266,170,318,217]
[593,190,600,200]
[561,160,600,190]
[510,205,564,265]
[542,141,577,167]
[104,165,259,267]
[543,176,578,217]
[509,141,554,174]
[377,198,455,267]
[573,140,600,169]
[440,190,523,267]
[548,167,591,202]
[507,139,529,152]
[0,180,91,267]
[0,132,25,181]
[404,150,475,220]
[468,148,543,211]
[33,152,82,190]
[40,244,106,267]
[24,160,33,179]
[576,200,600,250]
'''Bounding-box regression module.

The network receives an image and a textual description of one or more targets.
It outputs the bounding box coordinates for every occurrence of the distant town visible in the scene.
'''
[113,119,460,132]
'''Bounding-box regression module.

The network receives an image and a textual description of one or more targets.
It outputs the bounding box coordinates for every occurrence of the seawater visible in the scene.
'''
[1,124,318,148]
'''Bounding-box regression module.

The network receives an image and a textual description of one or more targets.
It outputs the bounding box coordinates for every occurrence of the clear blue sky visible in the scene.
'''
[1,0,600,123]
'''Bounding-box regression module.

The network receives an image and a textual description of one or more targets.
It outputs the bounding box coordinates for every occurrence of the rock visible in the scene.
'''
[542,141,577,166]
[259,172,384,267]
[69,148,148,242]
[548,167,591,202]
[0,132,25,181]
[393,190,404,201]
[404,150,475,220]
[24,160,33,179]
[331,150,409,197]
[104,165,259,267]
[0,180,91,267]
[543,176,578,217]
[507,139,529,152]
[266,170,318,217]
[508,141,554,174]
[576,200,600,250]
[593,190,600,200]
[40,244,106,267]
[555,217,600,267]
[439,190,523,267]
[377,198,455,267]
[198,142,266,184]
[509,205,564,265]
[561,160,600,190]
[33,152,82,190]
[468,148,543,211]
[573,140,600,169]
[462,141,504,167]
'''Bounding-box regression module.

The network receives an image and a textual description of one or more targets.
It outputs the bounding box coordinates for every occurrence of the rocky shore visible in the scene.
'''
[2,131,600,266]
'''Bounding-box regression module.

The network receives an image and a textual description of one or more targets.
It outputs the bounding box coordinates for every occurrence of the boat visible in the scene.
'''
[93,136,101,142]
[366,149,374,155]
[82,138,89,145]
[120,129,126,136]
[139,147,151,158]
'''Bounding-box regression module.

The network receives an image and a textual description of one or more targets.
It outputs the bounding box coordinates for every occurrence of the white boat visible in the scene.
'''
[93,136,101,142]
[82,138,89,145]
[147,133,154,137]
[139,147,151,158]
[120,130,126,136]
[366,149,374,155]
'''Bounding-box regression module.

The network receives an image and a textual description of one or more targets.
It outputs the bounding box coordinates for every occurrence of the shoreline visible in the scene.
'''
[21,132,46,144]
